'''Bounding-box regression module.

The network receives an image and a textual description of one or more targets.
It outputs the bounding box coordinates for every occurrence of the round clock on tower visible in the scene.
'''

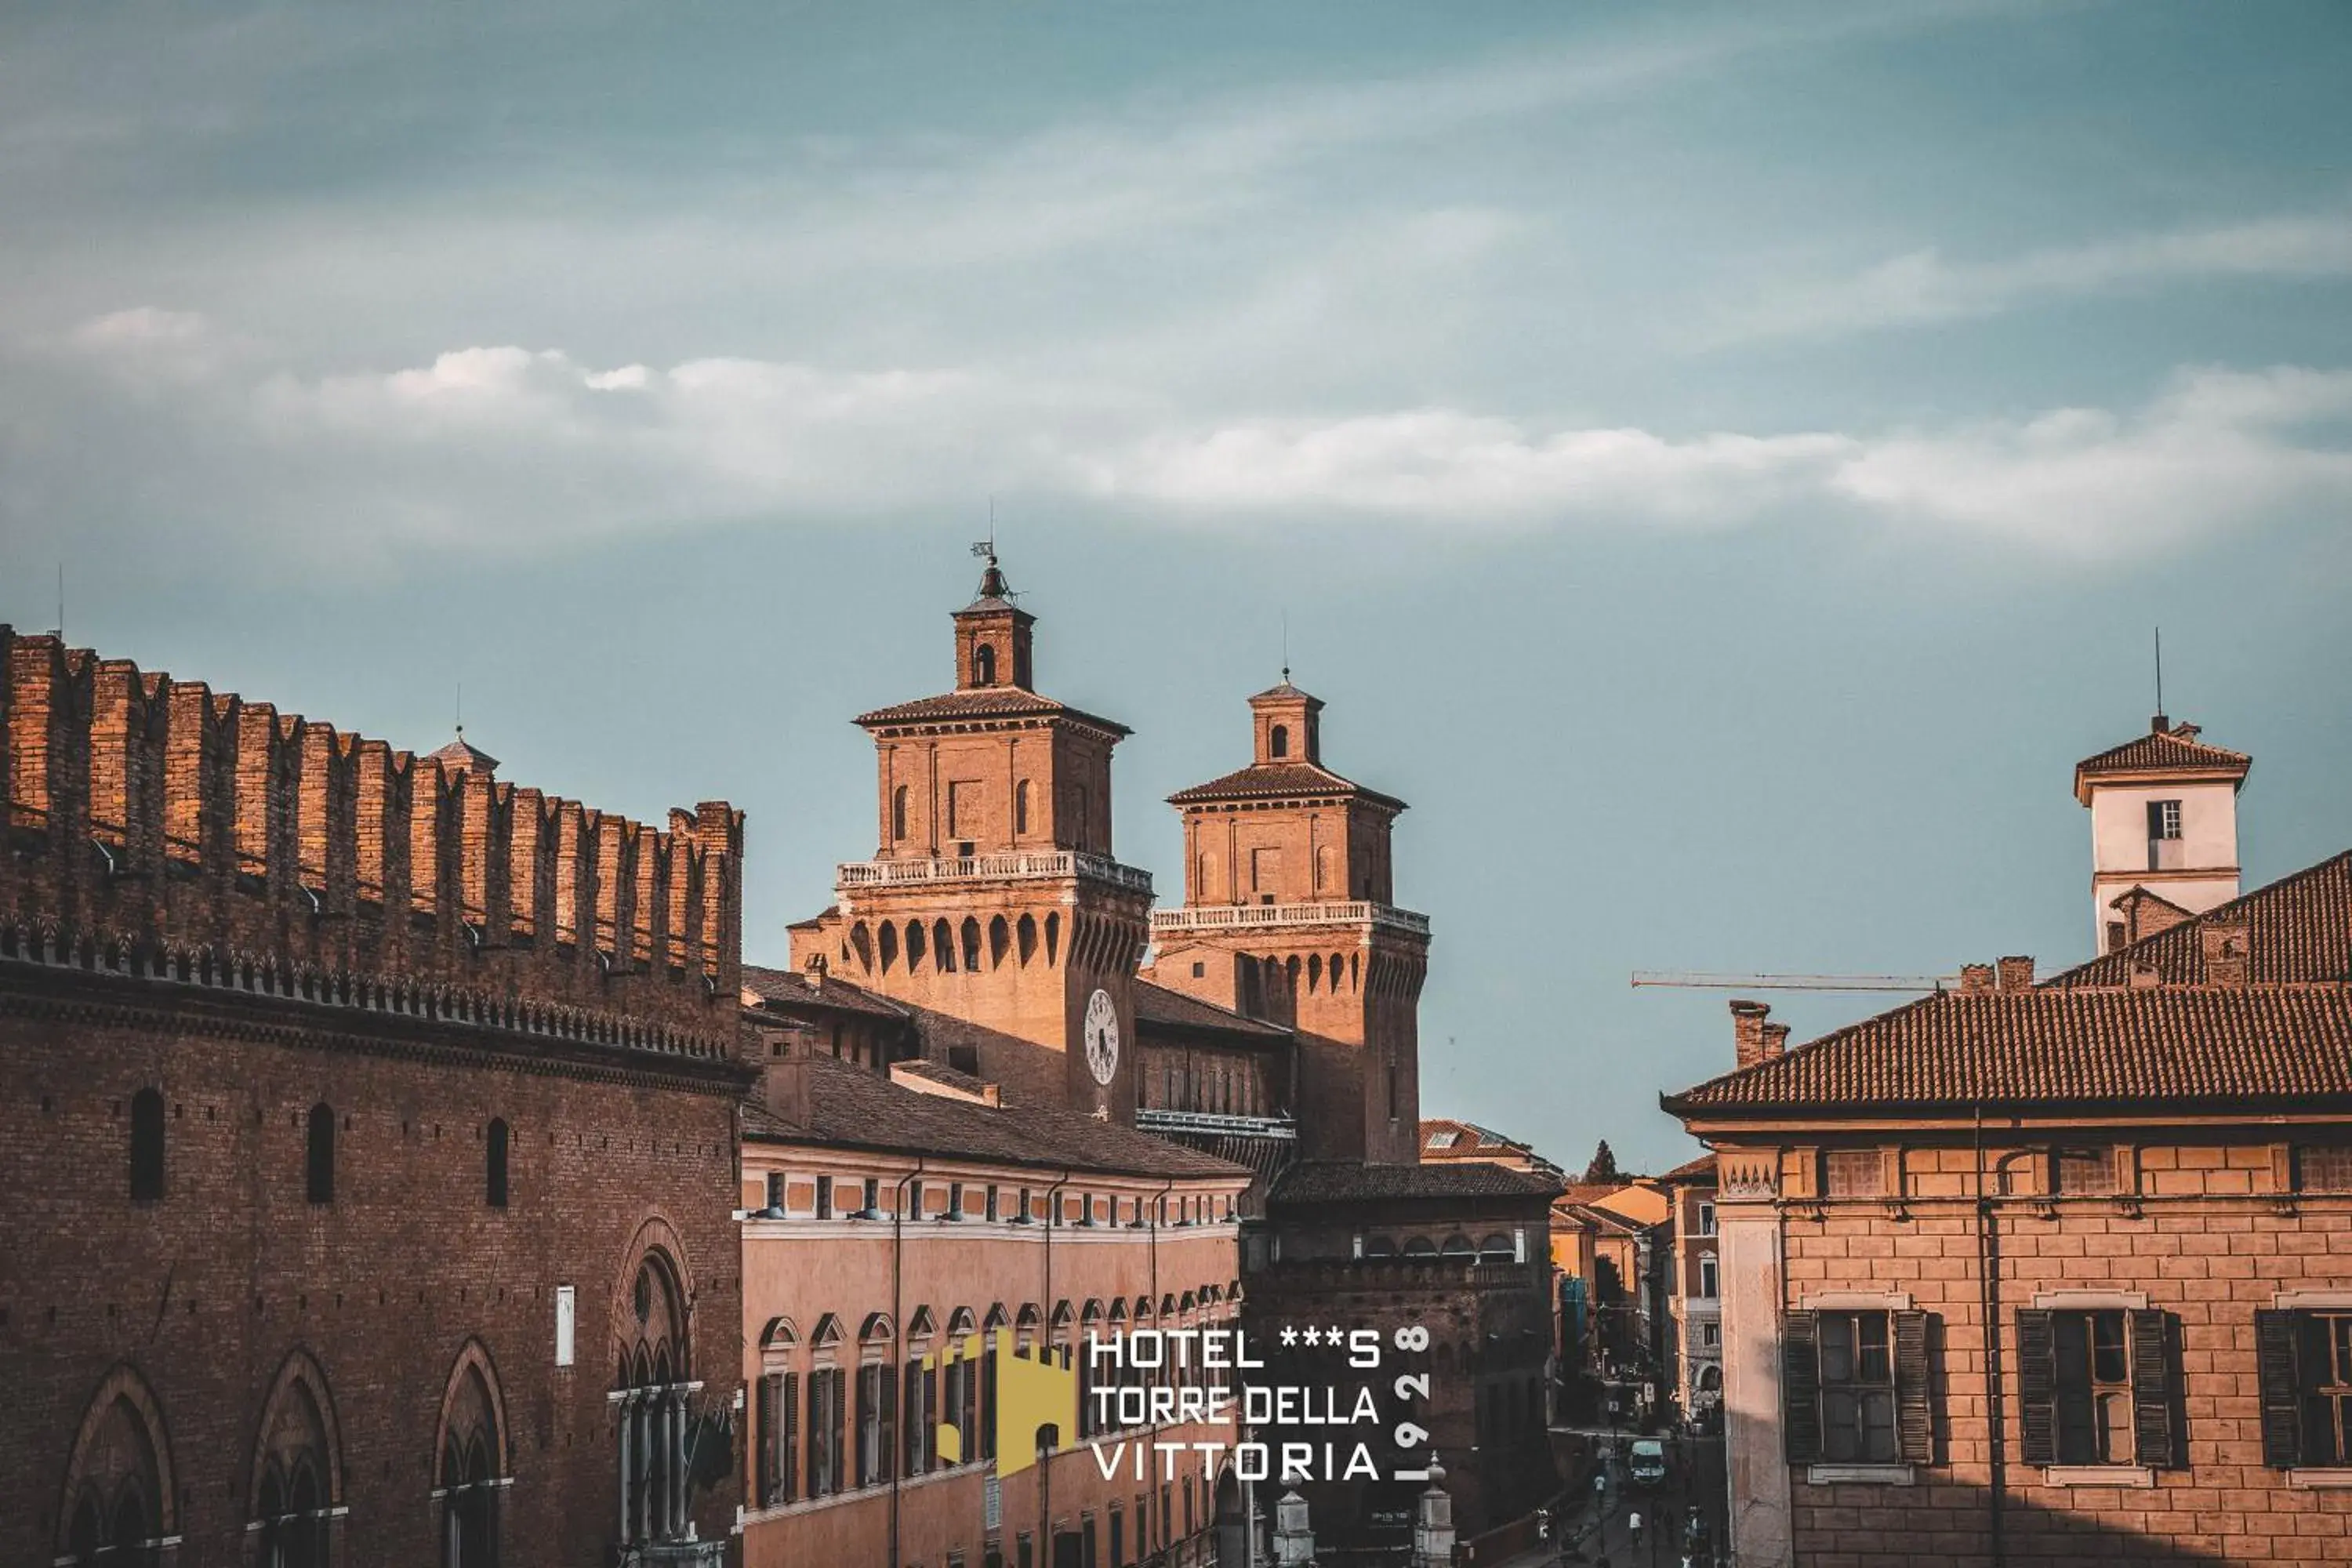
[1083,988,1120,1087]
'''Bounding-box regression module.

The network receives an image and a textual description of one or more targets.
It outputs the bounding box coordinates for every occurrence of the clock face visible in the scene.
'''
[1083,988,1120,1086]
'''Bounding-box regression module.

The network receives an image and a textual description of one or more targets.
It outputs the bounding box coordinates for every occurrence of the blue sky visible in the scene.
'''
[3,2,2348,1168]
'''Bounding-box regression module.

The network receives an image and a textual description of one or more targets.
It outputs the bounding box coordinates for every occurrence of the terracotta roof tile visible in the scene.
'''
[745,1055,1246,1178]
[2049,851,2352,989]
[1167,760,1404,811]
[1271,1160,1561,1203]
[855,687,1129,735]
[742,964,913,1021]
[2073,723,2249,800]
[1664,985,2352,1116]
[1133,981,1293,1041]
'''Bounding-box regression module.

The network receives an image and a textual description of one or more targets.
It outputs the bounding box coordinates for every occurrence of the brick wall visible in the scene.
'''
[1726,1129,2352,1567]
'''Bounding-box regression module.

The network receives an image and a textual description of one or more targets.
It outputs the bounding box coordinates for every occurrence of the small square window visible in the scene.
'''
[2148,800,2183,841]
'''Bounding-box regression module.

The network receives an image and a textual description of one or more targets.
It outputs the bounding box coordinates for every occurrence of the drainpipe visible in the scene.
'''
[1041,1168,1076,1561]
[1974,1103,2006,1567]
[888,1158,927,1568]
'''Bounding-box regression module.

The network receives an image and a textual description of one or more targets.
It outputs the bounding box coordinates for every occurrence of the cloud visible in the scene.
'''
[13,314,2347,564]
[1720,210,2352,342]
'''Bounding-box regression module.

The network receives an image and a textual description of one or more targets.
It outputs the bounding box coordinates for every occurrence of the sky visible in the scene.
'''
[3,1,2348,1171]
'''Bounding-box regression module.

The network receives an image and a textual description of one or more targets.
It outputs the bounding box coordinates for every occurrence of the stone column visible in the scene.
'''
[618,1395,635,1544]
[1718,1147,1791,1568]
[671,1389,691,1538]
[1272,1488,1315,1565]
[1410,1457,1455,1568]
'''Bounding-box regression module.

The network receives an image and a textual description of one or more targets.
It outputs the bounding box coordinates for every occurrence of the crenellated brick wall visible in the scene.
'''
[2,626,743,1048]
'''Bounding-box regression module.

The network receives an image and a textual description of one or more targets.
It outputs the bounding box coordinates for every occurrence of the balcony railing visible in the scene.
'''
[1135,1109,1298,1139]
[837,849,1152,895]
[1149,900,1430,938]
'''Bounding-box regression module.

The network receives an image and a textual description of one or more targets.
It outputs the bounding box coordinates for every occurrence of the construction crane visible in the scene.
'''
[1630,970,1956,993]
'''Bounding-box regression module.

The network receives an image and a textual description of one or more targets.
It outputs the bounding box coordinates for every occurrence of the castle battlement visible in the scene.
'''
[2,626,743,1044]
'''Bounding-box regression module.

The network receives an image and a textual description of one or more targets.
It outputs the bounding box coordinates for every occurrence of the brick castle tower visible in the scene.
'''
[1143,677,1429,1163]
[800,553,1153,1119]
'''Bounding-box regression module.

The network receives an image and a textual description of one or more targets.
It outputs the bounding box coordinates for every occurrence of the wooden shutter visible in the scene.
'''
[1781,1311,1822,1464]
[755,1374,778,1504]
[2016,1310,2057,1465]
[904,1358,925,1476]
[782,1372,799,1504]
[880,1363,899,1483]
[2127,1310,2177,1468]
[2255,1311,2303,1469]
[1894,1310,1934,1464]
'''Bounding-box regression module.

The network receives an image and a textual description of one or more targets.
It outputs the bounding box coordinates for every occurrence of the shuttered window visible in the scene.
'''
[1783,1308,1933,1465]
[2017,1308,2178,1467]
[2256,1309,2352,1468]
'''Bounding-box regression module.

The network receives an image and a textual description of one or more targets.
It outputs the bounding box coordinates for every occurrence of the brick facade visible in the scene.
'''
[1,625,751,1567]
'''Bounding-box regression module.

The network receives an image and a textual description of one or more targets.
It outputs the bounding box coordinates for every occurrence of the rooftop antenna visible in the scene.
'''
[1280,610,1290,684]
[56,564,65,641]
[455,680,463,739]
[2153,626,2165,730]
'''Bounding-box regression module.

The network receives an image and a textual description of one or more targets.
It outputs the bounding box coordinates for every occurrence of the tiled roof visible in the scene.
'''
[742,964,912,1022]
[855,687,1130,736]
[745,1055,1247,1178]
[2050,851,2352,989]
[2073,722,2249,800]
[1271,1160,1561,1204]
[1664,985,2352,1116]
[1167,761,1404,811]
[1657,1153,1718,1184]
[1133,981,1293,1041]
[1250,680,1319,705]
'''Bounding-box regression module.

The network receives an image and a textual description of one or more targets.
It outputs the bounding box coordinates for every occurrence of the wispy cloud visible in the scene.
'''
[14,314,2347,564]
[1719,209,2352,343]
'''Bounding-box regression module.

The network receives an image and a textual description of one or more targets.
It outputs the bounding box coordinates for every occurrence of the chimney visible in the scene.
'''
[1762,1022,1791,1060]
[1959,963,1995,996]
[758,1023,811,1127]
[2200,919,2250,986]
[1996,955,2034,992]
[1730,1000,1772,1069]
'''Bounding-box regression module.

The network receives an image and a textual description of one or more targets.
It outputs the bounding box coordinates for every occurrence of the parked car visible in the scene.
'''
[1628,1439,1668,1487]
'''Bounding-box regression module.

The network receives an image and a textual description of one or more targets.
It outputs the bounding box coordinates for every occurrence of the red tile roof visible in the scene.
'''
[1657,1153,1718,1184]
[746,1055,1246,1178]
[1664,985,2352,1116]
[855,686,1130,736]
[1271,1160,1561,1204]
[1133,980,1293,1041]
[1167,760,1404,811]
[742,964,913,1022]
[2049,851,2351,989]
[2073,722,2249,801]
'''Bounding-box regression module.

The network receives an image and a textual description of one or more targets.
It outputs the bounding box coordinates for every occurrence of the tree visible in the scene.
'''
[1584,1140,1621,1185]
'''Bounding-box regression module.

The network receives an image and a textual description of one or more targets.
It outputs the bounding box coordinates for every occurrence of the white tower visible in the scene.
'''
[2074,714,2250,954]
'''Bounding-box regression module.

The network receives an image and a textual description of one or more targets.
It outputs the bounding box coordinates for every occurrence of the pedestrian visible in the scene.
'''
[1630,1511,1643,1548]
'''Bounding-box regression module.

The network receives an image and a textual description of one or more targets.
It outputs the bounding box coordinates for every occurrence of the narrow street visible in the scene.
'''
[1490,1423,1729,1568]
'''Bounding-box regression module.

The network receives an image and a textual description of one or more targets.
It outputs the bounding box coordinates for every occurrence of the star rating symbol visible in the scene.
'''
[1279,1326,1299,1347]
[1301,1327,1323,1347]
[1327,1326,1345,1345]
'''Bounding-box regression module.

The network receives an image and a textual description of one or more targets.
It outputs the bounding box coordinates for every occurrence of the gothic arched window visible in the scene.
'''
[615,1247,692,1547]
[305,1104,336,1206]
[251,1351,341,1568]
[129,1087,165,1203]
[891,786,909,842]
[1270,724,1289,759]
[57,1363,175,1567]
[437,1345,506,1568]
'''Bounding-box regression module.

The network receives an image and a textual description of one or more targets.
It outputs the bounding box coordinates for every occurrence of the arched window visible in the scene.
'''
[878,922,899,972]
[306,1104,336,1206]
[961,918,982,972]
[130,1087,165,1203]
[891,786,909,842]
[1269,724,1289,759]
[988,915,1010,967]
[906,920,926,973]
[485,1119,510,1209]
[616,1247,691,1547]
[933,918,956,974]
[1014,780,1030,837]
[1044,913,1060,967]
[252,1351,340,1568]
[974,643,996,686]
[57,1363,176,1568]
[437,1346,506,1568]
[1017,914,1036,966]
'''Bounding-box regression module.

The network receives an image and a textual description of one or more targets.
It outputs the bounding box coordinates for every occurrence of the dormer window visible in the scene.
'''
[1269,724,1289,759]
